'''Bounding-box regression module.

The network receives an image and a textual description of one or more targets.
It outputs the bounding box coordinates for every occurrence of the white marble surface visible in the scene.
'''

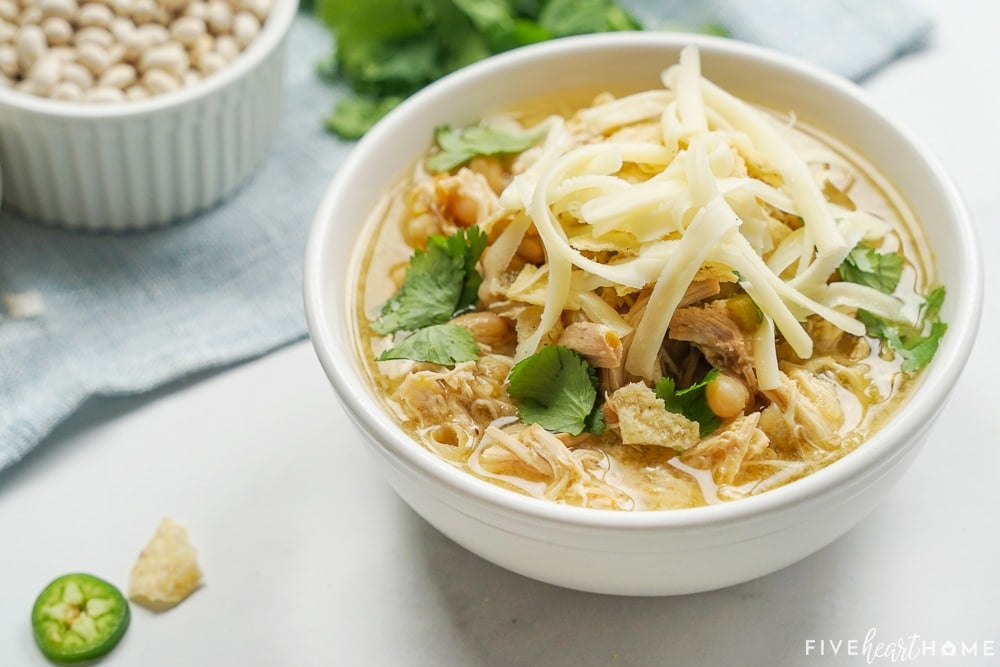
[2,2,998,665]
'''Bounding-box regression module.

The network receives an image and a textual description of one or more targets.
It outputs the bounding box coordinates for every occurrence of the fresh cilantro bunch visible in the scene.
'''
[314,0,643,138]
[507,345,606,436]
[838,243,946,372]
[655,369,720,437]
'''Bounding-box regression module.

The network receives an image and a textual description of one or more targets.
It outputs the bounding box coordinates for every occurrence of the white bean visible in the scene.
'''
[40,0,78,20]
[0,0,17,22]
[17,4,42,25]
[0,19,16,43]
[214,32,237,61]
[231,10,257,48]
[84,83,124,101]
[0,42,17,75]
[108,0,134,16]
[16,23,45,68]
[158,0,188,13]
[130,0,156,24]
[75,26,114,48]
[141,66,177,93]
[136,22,168,45]
[78,3,114,28]
[183,0,207,20]
[28,52,62,89]
[138,40,185,76]
[238,0,269,21]
[108,16,135,42]
[205,0,230,34]
[50,79,83,99]
[76,40,111,73]
[48,45,77,60]
[98,61,134,87]
[181,68,198,86]
[124,82,147,99]
[194,48,222,75]
[42,15,73,45]
[169,14,203,45]
[61,60,93,87]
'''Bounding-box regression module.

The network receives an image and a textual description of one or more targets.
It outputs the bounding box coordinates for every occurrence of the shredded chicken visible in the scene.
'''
[679,413,771,485]
[761,365,845,448]
[557,321,623,369]
[669,299,757,388]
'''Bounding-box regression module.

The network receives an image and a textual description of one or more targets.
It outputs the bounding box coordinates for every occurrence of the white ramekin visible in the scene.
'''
[0,0,298,232]
[304,33,982,595]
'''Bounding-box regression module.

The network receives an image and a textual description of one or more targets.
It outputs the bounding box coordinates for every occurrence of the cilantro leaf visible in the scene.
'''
[655,370,721,437]
[857,286,947,372]
[324,94,402,140]
[538,0,641,36]
[373,226,487,334]
[378,324,481,365]
[507,345,604,436]
[839,246,904,294]
[426,124,545,173]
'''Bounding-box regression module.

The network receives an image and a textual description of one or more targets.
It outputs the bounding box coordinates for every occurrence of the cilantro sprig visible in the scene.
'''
[378,323,481,365]
[507,345,605,436]
[425,124,544,173]
[373,226,487,335]
[838,245,904,294]
[858,286,947,372]
[655,369,720,437]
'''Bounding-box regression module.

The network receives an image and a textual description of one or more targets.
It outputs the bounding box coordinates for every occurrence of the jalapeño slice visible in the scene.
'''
[31,573,130,663]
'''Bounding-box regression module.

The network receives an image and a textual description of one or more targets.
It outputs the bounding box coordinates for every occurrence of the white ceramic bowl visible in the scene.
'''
[304,33,982,596]
[0,0,298,232]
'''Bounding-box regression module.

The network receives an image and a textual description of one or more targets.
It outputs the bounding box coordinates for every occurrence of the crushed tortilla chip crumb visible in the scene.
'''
[129,517,202,611]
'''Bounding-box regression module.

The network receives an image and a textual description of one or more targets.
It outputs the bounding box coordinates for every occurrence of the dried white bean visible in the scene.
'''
[238,0,268,21]
[0,0,17,22]
[194,48,222,75]
[108,0,133,15]
[131,0,156,24]
[0,19,15,43]
[142,66,177,93]
[98,61,134,87]
[50,79,82,99]
[183,0,206,20]
[124,82,146,99]
[136,22,168,45]
[214,33,237,61]
[76,40,111,73]
[78,3,114,28]
[158,0,188,13]
[0,42,17,75]
[231,10,256,47]
[169,14,203,45]
[181,68,198,86]
[42,15,73,44]
[48,45,77,60]
[16,23,45,68]
[39,0,78,18]
[28,52,62,89]
[108,16,135,42]
[18,4,41,25]
[75,26,114,48]
[138,40,185,76]
[84,84,124,101]
[62,60,94,87]
[205,0,230,34]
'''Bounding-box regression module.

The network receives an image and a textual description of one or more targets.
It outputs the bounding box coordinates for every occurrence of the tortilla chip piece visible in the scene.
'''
[129,517,202,611]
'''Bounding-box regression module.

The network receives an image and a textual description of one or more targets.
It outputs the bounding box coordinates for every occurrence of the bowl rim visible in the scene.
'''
[0,0,299,118]
[304,31,983,531]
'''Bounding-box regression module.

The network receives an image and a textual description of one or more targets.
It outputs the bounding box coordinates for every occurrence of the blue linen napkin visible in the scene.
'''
[0,2,932,471]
